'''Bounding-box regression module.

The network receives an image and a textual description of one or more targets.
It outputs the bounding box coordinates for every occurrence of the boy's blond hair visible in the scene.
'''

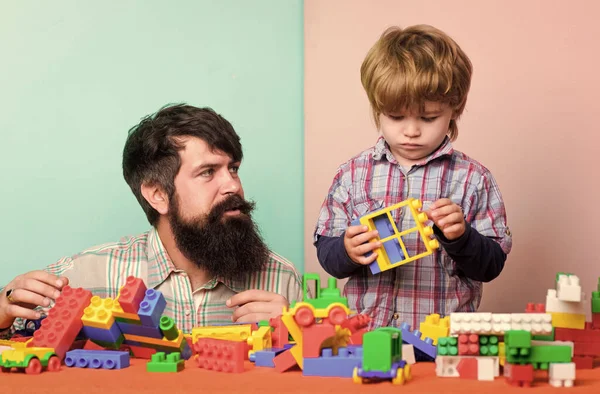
[361,25,472,141]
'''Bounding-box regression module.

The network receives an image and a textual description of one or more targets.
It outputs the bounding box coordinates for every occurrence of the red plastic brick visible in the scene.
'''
[83,339,106,351]
[457,357,478,379]
[573,341,600,357]
[349,328,368,345]
[29,286,92,359]
[458,334,479,355]
[193,338,245,373]
[555,324,600,342]
[302,321,336,358]
[525,303,545,313]
[269,316,289,348]
[572,355,594,369]
[121,345,157,359]
[273,349,298,372]
[504,363,534,387]
[593,313,600,330]
[117,276,147,313]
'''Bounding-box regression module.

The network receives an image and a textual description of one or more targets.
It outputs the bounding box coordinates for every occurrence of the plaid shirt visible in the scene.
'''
[1,227,302,338]
[314,136,512,329]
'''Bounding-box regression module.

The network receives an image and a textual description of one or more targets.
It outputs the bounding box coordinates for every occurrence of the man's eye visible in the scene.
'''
[200,169,215,177]
[230,166,240,174]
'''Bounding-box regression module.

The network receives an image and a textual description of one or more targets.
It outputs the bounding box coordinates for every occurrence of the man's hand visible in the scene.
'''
[344,225,381,265]
[0,271,69,328]
[425,198,466,241]
[227,289,288,323]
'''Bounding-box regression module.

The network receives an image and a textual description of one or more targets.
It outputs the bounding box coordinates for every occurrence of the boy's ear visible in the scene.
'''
[141,183,169,215]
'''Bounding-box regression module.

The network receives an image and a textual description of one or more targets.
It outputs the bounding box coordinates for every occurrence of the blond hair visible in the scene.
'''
[360,25,472,141]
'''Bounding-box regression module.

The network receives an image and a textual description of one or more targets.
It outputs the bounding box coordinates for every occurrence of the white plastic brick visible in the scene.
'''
[477,357,496,381]
[546,289,586,314]
[491,314,512,335]
[435,356,499,379]
[511,313,553,335]
[450,313,493,335]
[402,344,416,365]
[556,275,582,302]
[549,362,576,388]
[435,356,460,377]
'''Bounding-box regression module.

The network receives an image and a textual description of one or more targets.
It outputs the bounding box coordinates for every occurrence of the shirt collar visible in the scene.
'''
[372,135,454,166]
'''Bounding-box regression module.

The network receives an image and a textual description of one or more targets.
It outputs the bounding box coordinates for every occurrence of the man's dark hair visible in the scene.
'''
[122,104,243,226]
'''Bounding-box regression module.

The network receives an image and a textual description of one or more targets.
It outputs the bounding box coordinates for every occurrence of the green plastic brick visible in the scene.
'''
[147,352,184,373]
[437,336,458,356]
[479,335,499,356]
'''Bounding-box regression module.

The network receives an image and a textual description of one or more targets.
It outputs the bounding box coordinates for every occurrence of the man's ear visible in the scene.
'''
[141,183,169,215]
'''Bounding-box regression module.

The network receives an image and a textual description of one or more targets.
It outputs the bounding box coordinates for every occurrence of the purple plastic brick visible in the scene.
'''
[65,350,130,369]
[138,289,167,327]
[82,321,123,344]
[399,322,436,359]
[357,360,407,380]
[302,347,362,377]
[116,320,163,338]
[252,348,287,367]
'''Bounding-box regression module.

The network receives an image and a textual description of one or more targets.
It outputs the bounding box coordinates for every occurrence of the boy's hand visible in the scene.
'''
[0,271,69,328]
[344,225,382,265]
[227,290,288,323]
[426,198,466,241]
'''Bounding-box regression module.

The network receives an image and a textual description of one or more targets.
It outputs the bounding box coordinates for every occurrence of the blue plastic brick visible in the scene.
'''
[65,350,130,369]
[252,348,287,367]
[383,238,404,263]
[138,289,167,327]
[302,347,362,377]
[82,321,124,345]
[400,322,436,360]
[117,321,163,338]
[373,215,394,238]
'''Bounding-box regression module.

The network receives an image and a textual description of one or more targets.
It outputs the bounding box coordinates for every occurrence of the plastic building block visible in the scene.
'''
[456,357,477,379]
[555,323,600,342]
[191,324,252,343]
[124,345,156,359]
[435,356,499,379]
[193,338,245,373]
[353,198,439,274]
[303,347,362,377]
[549,311,586,330]
[573,341,600,357]
[0,347,61,374]
[450,312,553,336]
[117,321,163,338]
[251,348,286,367]
[273,348,298,372]
[593,290,600,314]
[341,314,371,333]
[353,359,409,385]
[510,313,553,335]
[572,355,594,369]
[30,286,92,359]
[117,276,147,314]
[419,314,450,345]
[549,362,576,387]
[82,296,116,330]
[437,337,458,356]
[64,350,129,369]
[546,289,586,315]
[593,313,600,330]
[247,326,272,356]
[138,289,166,327]
[159,316,179,340]
[147,352,184,372]
[269,316,289,348]
[280,309,304,368]
[399,323,436,359]
[556,273,582,302]
[506,335,572,368]
[479,335,499,356]
[504,363,534,387]
[525,303,545,313]
[82,322,124,345]
[531,340,574,357]
[302,321,337,358]
[402,344,415,364]
[458,334,479,355]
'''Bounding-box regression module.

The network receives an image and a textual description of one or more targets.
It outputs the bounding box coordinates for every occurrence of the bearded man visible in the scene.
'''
[0,104,302,337]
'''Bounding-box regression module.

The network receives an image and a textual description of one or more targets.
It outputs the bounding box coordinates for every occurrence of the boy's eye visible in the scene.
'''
[421,116,438,122]
[388,115,404,121]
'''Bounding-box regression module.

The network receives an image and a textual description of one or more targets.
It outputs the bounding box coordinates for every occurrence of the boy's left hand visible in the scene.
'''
[425,198,466,241]
[227,290,288,323]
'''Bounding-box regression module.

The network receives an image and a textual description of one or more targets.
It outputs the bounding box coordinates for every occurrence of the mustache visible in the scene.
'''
[207,194,255,223]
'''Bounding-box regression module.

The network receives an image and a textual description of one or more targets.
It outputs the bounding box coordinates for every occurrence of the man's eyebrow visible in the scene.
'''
[191,160,239,173]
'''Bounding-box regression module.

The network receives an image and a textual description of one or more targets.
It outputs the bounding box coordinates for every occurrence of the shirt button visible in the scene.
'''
[393,313,399,320]
[185,310,191,316]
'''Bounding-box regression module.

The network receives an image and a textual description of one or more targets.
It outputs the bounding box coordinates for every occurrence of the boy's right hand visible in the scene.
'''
[344,225,382,265]
[0,271,69,328]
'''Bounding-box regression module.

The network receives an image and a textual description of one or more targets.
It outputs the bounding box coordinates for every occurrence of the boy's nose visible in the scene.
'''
[403,121,420,137]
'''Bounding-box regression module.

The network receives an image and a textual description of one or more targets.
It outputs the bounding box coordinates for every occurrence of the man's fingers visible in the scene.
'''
[4,303,42,321]
[234,313,269,323]
[5,288,51,309]
[231,302,274,322]
[227,289,282,308]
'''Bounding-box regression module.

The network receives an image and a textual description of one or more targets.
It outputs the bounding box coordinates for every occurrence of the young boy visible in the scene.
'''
[313,25,512,330]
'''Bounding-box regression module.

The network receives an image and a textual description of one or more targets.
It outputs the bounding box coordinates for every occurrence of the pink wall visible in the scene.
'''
[304,0,600,318]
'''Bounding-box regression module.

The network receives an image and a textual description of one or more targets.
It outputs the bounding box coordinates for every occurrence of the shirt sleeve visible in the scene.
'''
[315,234,364,279]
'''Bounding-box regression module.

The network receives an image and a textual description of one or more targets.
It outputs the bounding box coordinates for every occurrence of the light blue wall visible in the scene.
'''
[0,1,304,285]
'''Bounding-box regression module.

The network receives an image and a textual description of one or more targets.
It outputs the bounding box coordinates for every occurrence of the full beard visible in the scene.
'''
[169,194,269,282]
